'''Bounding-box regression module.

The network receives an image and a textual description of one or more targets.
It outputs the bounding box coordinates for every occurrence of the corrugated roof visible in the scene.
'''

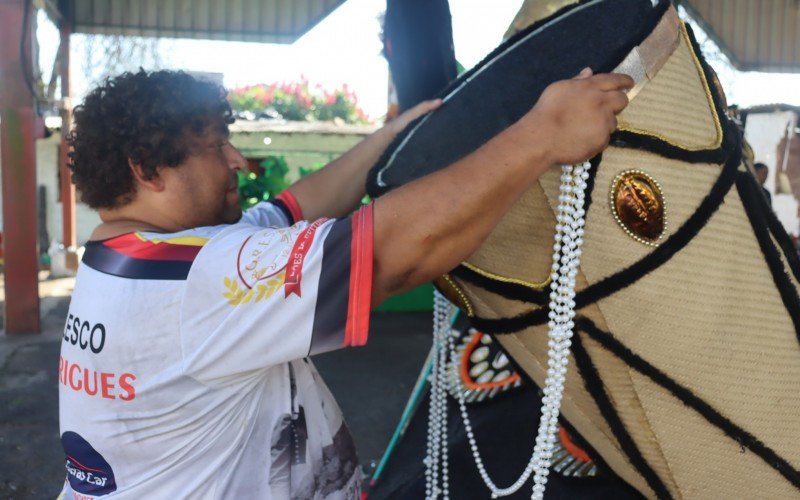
[53,0,347,43]
[678,0,800,73]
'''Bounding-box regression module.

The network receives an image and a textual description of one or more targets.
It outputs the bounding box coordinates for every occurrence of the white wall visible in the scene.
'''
[745,111,799,236]
[35,134,101,248]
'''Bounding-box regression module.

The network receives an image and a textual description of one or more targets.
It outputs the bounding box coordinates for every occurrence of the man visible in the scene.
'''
[754,162,772,206]
[59,68,632,499]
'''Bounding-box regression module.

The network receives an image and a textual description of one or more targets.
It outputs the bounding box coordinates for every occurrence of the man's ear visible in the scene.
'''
[128,159,166,192]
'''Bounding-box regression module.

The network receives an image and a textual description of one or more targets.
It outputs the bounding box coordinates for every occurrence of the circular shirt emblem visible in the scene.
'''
[610,170,666,246]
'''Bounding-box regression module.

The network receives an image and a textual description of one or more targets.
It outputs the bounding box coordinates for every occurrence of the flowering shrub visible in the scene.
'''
[237,156,290,209]
[229,78,370,124]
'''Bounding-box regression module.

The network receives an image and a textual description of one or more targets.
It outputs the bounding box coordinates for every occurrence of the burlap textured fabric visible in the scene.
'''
[443,20,800,500]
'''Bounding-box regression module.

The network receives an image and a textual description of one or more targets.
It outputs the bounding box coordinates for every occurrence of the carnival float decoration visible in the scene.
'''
[366,0,800,498]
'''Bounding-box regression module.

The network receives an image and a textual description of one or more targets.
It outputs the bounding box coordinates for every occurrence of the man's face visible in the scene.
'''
[756,168,768,186]
[163,127,246,228]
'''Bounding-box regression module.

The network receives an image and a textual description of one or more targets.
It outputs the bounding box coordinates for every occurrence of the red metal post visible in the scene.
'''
[1,0,41,333]
[59,22,77,258]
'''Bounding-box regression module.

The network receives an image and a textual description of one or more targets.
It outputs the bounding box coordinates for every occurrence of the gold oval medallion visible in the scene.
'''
[610,170,666,246]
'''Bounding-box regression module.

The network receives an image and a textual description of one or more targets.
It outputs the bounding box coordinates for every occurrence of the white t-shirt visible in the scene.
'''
[58,196,373,499]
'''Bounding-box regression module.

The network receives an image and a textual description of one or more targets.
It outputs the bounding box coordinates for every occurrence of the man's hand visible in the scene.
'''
[386,99,444,136]
[520,68,634,166]
[371,69,634,305]
[285,98,444,221]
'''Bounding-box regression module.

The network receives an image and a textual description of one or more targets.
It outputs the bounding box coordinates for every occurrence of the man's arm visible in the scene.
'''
[286,100,442,221]
[371,70,634,305]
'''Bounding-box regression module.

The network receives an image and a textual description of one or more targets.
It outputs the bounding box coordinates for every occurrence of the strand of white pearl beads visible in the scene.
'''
[444,315,537,497]
[424,161,590,499]
[425,289,454,499]
[531,161,589,499]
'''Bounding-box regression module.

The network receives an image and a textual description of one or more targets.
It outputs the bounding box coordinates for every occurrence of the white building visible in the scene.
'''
[743,104,800,237]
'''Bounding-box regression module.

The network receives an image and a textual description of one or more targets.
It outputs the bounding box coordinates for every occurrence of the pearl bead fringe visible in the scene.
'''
[425,162,590,500]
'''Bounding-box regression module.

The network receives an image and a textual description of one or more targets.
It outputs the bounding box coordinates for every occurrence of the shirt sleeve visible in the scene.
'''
[179,204,373,385]
[240,191,304,228]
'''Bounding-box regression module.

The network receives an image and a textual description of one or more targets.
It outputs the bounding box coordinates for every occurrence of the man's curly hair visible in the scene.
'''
[68,70,234,209]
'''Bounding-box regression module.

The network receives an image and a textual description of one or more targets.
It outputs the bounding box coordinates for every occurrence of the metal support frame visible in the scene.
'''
[59,22,76,253]
[1,0,41,333]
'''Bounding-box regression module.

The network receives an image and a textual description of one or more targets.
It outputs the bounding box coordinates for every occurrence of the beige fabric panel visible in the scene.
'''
[461,25,721,289]
[617,27,722,151]
[629,372,800,499]
[445,13,800,498]
[579,147,721,283]
[465,180,556,288]
[594,186,800,466]
[449,272,652,493]
[580,334,680,497]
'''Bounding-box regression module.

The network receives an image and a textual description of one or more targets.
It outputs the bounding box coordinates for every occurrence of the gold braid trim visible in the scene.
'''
[461,261,551,291]
[435,274,475,317]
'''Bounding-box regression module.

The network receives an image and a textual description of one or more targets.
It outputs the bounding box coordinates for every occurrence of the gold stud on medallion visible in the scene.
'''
[610,170,666,246]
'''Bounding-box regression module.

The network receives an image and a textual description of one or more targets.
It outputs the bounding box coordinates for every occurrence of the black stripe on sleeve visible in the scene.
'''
[308,218,353,355]
[268,199,296,226]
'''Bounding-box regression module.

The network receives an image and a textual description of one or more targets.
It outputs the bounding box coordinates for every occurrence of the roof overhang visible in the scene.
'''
[677,0,800,73]
[48,0,347,43]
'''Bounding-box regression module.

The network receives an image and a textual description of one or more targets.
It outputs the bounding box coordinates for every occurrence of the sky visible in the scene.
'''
[36,0,800,121]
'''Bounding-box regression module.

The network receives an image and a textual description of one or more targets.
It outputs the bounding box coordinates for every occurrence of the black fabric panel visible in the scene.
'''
[736,173,800,346]
[367,385,644,500]
[81,242,192,280]
[469,139,741,334]
[570,333,672,499]
[575,316,800,489]
[367,0,668,197]
[308,218,352,355]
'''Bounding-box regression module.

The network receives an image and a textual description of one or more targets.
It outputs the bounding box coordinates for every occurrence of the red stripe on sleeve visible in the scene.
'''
[103,234,203,261]
[275,191,304,223]
[345,204,374,347]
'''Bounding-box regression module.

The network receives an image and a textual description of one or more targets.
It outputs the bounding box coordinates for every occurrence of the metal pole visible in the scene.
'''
[59,22,77,264]
[0,0,41,334]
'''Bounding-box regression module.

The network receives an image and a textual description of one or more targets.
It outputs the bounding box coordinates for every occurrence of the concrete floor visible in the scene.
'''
[0,275,433,499]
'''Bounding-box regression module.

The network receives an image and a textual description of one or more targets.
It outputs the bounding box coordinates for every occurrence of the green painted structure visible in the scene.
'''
[230,120,376,181]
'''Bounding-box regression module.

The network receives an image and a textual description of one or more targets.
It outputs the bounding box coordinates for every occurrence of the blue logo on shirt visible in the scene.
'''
[62,431,117,495]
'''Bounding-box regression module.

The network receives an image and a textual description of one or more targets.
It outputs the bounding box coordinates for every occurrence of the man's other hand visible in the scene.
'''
[387,99,444,136]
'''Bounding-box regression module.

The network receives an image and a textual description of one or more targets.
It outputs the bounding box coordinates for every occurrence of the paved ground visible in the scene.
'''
[0,275,432,499]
